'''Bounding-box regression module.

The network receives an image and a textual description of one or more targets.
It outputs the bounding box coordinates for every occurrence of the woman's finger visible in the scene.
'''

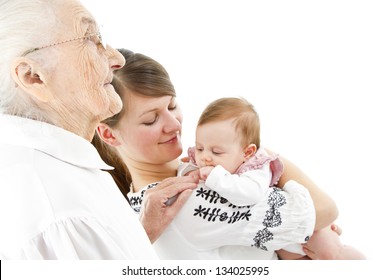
[302,246,317,260]
[166,189,193,212]
[163,181,197,199]
[157,175,198,190]
[145,178,197,206]
[331,224,342,235]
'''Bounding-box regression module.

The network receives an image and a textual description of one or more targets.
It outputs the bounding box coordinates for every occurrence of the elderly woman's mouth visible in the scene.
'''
[104,82,114,88]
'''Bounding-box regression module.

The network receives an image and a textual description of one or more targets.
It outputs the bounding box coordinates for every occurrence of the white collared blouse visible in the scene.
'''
[0,114,157,259]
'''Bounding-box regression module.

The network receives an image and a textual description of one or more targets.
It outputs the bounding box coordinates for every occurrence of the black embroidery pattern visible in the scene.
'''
[128,183,158,213]
[193,187,251,225]
[195,187,229,205]
[194,205,252,223]
[252,228,274,251]
[129,196,143,213]
[193,186,288,250]
[252,188,286,251]
[195,187,250,209]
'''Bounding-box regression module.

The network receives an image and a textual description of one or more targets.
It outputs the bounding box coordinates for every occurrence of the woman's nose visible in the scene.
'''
[163,113,182,133]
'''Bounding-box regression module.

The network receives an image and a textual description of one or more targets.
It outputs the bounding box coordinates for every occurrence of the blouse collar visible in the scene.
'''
[0,114,113,170]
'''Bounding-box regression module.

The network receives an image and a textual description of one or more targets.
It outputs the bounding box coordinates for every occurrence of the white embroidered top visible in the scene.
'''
[128,179,315,259]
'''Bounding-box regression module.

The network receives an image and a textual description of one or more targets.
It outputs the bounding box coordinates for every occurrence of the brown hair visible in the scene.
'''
[197,97,260,148]
[92,48,176,199]
[102,48,176,128]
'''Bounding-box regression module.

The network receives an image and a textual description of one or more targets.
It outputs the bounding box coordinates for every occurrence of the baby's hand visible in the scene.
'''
[199,166,214,180]
[185,169,200,177]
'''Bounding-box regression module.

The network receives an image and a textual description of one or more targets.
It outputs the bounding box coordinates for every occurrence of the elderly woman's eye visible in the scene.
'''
[93,35,100,45]
[83,34,91,42]
[83,33,104,50]
[95,33,105,48]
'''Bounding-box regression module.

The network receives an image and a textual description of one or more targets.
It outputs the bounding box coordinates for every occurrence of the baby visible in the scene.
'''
[179,97,365,260]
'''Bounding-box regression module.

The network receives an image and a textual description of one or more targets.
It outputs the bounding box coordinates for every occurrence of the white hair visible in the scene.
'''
[0,0,57,116]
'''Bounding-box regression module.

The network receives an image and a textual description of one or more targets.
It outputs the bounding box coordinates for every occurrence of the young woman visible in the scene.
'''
[93,48,338,259]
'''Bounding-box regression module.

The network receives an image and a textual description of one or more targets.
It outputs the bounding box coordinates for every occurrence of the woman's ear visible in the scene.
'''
[244,144,257,160]
[96,123,121,147]
[11,57,53,102]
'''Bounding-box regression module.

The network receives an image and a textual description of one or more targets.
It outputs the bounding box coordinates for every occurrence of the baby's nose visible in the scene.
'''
[202,155,212,164]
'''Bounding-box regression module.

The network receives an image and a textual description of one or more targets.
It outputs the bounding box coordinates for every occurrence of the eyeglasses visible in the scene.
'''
[21,32,106,57]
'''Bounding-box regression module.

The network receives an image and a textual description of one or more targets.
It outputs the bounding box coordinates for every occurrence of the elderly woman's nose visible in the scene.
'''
[106,45,125,70]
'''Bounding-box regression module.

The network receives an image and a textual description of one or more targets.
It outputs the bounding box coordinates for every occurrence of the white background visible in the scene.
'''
[81,0,390,260]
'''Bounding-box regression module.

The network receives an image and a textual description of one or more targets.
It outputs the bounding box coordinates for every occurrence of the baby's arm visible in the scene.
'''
[204,164,272,206]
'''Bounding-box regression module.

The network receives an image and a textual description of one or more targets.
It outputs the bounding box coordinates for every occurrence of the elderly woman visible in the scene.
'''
[0,0,197,259]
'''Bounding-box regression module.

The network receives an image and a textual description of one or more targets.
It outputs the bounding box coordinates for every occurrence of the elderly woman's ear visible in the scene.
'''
[11,57,53,102]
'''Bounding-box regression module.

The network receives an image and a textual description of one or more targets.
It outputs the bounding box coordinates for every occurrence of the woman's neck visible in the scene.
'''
[126,159,180,192]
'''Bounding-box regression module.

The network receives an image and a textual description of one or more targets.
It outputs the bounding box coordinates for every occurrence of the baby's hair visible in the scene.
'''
[197,97,260,148]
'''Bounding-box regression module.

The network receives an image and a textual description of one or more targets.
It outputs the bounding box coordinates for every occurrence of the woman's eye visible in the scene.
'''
[168,103,177,111]
[168,98,177,110]
[143,116,158,126]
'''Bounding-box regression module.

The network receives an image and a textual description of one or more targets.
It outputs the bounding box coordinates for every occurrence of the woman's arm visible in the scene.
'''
[276,153,338,230]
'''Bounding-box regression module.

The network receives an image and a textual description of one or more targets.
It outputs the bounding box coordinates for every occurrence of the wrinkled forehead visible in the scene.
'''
[54,0,99,36]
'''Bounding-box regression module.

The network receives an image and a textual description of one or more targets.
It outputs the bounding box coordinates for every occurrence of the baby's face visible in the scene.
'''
[195,119,246,173]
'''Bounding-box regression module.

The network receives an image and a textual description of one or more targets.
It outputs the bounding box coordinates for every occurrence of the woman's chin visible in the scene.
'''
[166,146,183,161]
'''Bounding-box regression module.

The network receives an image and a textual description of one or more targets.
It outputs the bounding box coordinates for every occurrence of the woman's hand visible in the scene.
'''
[139,175,199,243]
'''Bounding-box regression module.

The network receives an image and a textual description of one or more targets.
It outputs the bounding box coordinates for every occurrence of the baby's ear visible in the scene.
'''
[96,123,121,146]
[11,57,53,102]
[244,144,257,160]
